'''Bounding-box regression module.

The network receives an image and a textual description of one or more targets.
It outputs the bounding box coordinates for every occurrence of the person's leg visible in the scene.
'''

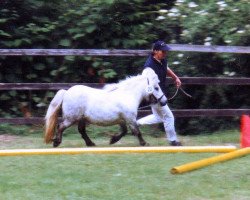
[137,104,181,146]
[156,104,182,146]
[137,104,162,125]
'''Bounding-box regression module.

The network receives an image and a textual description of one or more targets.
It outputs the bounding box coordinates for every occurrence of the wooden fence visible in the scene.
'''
[1,45,250,124]
[1,77,250,90]
[1,45,250,55]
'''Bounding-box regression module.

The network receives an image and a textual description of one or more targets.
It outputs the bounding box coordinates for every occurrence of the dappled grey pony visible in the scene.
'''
[44,68,167,147]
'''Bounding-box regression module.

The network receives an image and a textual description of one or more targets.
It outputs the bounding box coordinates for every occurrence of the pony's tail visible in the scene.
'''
[44,89,66,144]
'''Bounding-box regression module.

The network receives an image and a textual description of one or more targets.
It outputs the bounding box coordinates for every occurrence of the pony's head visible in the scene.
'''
[142,67,167,106]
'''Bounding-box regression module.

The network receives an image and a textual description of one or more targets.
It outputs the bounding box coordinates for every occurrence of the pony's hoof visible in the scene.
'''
[53,138,62,148]
[53,141,60,148]
[86,142,96,147]
[110,136,119,145]
[140,141,149,146]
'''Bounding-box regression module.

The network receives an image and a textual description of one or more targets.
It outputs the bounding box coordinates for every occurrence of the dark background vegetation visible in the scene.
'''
[0,0,249,134]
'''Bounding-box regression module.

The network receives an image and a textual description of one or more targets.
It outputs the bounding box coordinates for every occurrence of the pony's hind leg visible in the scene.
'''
[53,119,74,147]
[78,119,95,146]
[110,122,128,145]
[128,122,148,146]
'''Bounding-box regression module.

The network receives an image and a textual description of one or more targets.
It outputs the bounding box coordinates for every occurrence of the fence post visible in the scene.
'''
[241,115,250,147]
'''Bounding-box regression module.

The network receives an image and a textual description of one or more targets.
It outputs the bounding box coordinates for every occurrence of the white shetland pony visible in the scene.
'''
[44,68,167,147]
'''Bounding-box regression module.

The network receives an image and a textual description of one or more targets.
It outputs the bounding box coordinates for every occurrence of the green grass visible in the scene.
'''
[0,124,249,200]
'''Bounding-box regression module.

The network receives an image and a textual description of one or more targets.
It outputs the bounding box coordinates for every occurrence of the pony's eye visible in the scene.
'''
[154,87,159,91]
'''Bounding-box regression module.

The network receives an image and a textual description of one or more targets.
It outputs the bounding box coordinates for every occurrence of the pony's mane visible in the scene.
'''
[103,69,159,92]
[103,75,145,92]
[117,75,145,88]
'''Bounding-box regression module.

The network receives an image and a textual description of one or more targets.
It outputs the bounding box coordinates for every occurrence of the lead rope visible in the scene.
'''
[138,87,192,110]
[168,87,192,101]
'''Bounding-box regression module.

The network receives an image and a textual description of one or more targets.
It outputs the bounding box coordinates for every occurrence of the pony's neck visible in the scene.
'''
[124,77,146,108]
[108,75,147,109]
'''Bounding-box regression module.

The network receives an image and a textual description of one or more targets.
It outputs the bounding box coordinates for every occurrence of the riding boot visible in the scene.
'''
[170,140,182,146]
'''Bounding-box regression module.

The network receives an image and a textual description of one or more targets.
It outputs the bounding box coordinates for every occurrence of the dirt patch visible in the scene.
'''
[0,134,38,149]
[0,134,20,142]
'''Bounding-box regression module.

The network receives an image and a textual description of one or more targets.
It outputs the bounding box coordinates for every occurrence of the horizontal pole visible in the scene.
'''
[1,77,250,90]
[171,77,250,85]
[170,44,250,54]
[171,147,250,174]
[0,146,237,156]
[0,83,104,90]
[172,109,250,117]
[0,49,149,57]
[1,109,250,125]
[139,109,250,117]
[0,117,44,125]
[0,45,249,56]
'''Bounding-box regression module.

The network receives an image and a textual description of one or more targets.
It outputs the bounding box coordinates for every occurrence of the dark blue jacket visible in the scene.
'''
[144,54,168,95]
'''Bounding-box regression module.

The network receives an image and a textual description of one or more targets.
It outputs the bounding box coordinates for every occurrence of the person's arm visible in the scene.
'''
[167,67,181,88]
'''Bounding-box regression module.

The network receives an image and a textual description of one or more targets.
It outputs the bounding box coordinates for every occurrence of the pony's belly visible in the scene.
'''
[90,120,121,126]
[84,112,123,126]
[85,117,122,126]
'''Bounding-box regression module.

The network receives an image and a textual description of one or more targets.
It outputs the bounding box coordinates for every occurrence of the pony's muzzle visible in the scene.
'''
[159,100,168,107]
[158,94,168,107]
[149,95,158,104]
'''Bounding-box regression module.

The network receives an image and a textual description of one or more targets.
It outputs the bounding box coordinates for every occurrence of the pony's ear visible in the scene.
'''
[142,67,156,77]
[142,68,158,84]
[142,67,154,77]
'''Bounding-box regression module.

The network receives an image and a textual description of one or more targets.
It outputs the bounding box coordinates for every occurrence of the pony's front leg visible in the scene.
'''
[128,122,149,146]
[53,119,74,147]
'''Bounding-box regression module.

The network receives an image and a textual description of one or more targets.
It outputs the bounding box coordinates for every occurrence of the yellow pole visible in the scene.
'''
[0,146,237,156]
[171,147,250,174]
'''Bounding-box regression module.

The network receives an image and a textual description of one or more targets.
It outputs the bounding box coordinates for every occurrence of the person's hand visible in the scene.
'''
[175,77,182,88]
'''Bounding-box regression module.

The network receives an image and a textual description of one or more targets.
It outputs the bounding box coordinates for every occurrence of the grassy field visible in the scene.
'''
[0,124,249,200]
